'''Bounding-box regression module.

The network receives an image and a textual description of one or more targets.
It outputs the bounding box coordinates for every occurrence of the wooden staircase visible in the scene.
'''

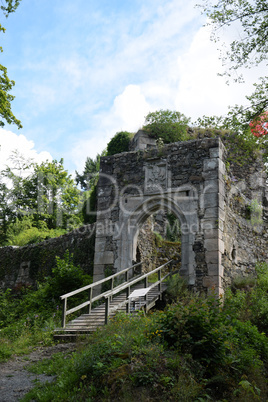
[54,261,173,341]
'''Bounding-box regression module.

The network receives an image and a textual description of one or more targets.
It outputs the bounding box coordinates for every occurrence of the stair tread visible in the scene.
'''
[55,279,168,340]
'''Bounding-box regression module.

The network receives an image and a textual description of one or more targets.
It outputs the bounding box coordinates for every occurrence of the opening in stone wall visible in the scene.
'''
[135,209,181,274]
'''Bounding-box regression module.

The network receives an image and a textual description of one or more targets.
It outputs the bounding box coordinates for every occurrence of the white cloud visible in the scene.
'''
[69,84,152,173]
[0,128,52,172]
[112,85,151,131]
[68,133,109,175]
[175,25,267,120]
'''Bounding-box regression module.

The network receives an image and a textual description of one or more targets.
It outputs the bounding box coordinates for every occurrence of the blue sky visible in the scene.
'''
[0,0,264,176]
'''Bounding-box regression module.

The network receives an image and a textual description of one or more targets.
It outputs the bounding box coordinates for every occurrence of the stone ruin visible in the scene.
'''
[93,130,268,296]
[0,130,267,295]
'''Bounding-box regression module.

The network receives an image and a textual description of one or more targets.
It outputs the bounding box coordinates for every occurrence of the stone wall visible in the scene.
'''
[0,224,95,290]
[222,152,268,287]
[1,133,267,295]
[93,135,268,295]
[136,216,181,272]
[94,137,226,294]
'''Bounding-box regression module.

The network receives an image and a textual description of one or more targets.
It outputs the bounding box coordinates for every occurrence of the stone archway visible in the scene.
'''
[93,137,226,295]
[116,195,196,285]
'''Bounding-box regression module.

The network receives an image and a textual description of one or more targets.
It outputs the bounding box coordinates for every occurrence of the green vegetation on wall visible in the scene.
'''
[106,131,134,155]
[143,109,191,143]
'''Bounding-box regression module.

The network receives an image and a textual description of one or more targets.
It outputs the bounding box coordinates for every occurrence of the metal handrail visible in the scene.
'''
[103,260,174,324]
[60,261,142,328]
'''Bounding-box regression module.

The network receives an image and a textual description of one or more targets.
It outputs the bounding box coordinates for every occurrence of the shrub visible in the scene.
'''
[46,251,92,299]
[106,131,133,156]
[6,216,66,246]
[165,212,181,242]
[143,109,191,143]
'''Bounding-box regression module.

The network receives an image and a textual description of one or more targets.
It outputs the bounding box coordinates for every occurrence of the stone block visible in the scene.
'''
[203,179,219,194]
[207,264,224,276]
[201,218,218,231]
[97,186,113,197]
[203,192,218,208]
[204,207,218,218]
[94,251,114,265]
[203,275,219,288]
[204,236,224,254]
[218,159,226,175]
[202,170,219,180]
[204,238,218,251]
[96,219,116,236]
[204,207,225,220]
[209,147,223,159]
[205,250,221,265]
[97,210,111,220]
[94,237,107,252]
[203,158,218,172]
[189,176,203,182]
[204,228,222,239]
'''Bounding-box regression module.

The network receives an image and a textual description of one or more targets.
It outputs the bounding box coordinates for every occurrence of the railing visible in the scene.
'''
[103,260,174,324]
[60,262,142,328]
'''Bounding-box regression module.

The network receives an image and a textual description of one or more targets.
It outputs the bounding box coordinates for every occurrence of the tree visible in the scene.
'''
[202,0,268,74]
[75,150,108,225]
[200,0,268,129]
[0,156,83,244]
[143,110,190,143]
[0,0,22,128]
[25,159,82,229]
[106,131,133,156]
[76,153,103,190]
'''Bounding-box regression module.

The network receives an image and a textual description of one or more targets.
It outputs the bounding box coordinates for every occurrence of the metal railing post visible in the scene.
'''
[105,297,110,324]
[144,276,148,302]
[158,268,161,293]
[62,298,67,328]
[88,287,92,314]
[126,286,130,314]
[111,277,114,301]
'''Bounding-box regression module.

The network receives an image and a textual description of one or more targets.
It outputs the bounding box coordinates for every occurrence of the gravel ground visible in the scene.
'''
[0,343,77,402]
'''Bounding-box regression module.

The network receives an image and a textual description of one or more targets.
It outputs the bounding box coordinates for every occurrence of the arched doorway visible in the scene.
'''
[117,195,197,285]
[134,210,181,273]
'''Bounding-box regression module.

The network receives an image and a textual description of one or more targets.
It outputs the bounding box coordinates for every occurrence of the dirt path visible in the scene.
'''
[0,343,77,402]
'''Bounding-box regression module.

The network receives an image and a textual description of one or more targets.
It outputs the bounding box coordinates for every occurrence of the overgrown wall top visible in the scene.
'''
[0,224,95,290]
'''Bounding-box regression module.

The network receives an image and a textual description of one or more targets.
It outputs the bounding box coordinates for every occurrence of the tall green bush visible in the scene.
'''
[106,131,133,155]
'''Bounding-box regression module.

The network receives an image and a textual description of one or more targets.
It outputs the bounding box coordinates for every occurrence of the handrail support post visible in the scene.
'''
[105,297,110,324]
[158,269,161,293]
[88,287,92,314]
[62,298,67,328]
[144,276,148,302]
[126,286,130,314]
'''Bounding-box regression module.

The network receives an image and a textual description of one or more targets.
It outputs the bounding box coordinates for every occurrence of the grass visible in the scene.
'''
[20,265,268,401]
[1,261,268,401]
[0,253,92,362]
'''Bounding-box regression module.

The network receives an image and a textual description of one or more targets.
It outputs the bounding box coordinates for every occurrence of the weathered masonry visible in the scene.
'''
[93,136,268,296]
[0,134,267,294]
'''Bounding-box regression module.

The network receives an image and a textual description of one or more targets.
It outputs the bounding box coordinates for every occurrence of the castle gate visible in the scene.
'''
[93,137,226,295]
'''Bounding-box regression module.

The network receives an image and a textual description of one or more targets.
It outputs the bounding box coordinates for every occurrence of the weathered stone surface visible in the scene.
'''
[0,224,96,290]
[94,251,114,265]
[93,135,267,294]
[1,134,267,296]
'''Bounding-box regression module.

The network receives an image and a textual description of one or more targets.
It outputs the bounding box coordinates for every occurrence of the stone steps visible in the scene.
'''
[54,283,166,341]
